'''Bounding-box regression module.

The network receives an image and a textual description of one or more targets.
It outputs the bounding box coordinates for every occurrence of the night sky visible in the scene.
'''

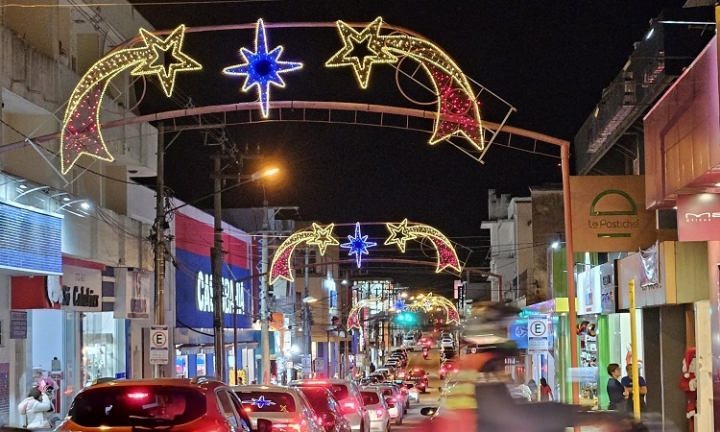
[128,0,686,288]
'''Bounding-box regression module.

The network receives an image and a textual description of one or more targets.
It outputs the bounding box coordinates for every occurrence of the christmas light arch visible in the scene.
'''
[346,292,460,330]
[55,18,494,175]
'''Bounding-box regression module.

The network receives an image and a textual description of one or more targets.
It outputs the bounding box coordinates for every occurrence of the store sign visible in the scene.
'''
[10,310,27,339]
[570,176,656,252]
[60,265,102,312]
[676,194,720,241]
[600,262,616,315]
[195,271,245,314]
[114,269,152,319]
[509,321,528,349]
[577,265,602,315]
[0,201,62,275]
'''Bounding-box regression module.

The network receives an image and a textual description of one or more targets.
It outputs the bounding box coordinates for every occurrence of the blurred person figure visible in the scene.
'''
[510,377,532,402]
[540,378,553,401]
[607,363,628,411]
[621,364,647,412]
[17,388,51,429]
[527,379,538,401]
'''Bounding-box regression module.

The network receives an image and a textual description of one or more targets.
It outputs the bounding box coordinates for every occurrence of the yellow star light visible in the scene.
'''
[385,219,417,253]
[307,223,339,256]
[325,17,397,89]
[132,25,202,97]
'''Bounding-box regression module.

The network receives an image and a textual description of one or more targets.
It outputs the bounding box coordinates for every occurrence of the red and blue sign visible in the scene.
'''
[175,212,253,329]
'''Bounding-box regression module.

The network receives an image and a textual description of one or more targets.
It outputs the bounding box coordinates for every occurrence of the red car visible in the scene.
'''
[439,361,459,380]
[56,377,271,432]
[407,368,429,393]
[417,336,433,348]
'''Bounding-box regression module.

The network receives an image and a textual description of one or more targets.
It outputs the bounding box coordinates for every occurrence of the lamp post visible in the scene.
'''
[211,161,279,382]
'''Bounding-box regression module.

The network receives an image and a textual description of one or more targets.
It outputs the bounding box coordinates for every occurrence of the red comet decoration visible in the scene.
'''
[62,83,113,171]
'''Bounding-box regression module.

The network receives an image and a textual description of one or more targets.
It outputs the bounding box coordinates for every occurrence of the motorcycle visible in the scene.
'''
[422,347,429,359]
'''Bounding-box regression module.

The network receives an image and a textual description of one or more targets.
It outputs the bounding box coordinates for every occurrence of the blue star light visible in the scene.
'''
[223,19,303,117]
[341,222,377,268]
[243,395,276,409]
[394,299,407,311]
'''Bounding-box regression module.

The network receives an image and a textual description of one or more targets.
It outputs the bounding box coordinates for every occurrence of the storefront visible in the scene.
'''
[173,208,256,382]
[617,241,708,431]
[11,258,128,418]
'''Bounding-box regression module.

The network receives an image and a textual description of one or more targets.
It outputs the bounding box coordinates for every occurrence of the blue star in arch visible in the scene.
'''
[394,299,407,311]
[223,19,303,117]
[341,222,377,268]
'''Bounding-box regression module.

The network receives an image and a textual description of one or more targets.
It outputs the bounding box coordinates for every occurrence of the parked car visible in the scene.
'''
[295,386,352,432]
[370,385,404,426]
[360,389,391,432]
[290,379,370,432]
[440,336,455,349]
[233,384,324,432]
[56,377,268,432]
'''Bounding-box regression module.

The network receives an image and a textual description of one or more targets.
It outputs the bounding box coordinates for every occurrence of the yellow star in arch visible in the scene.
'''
[325,17,397,89]
[307,223,339,256]
[132,25,202,97]
[385,218,417,253]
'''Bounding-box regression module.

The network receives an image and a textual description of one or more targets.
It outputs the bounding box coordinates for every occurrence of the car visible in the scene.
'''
[383,359,400,369]
[406,368,429,393]
[404,382,420,403]
[373,368,393,382]
[440,336,455,349]
[290,379,371,432]
[56,377,267,432]
[390,382,410,410]
[401,334,417,350]
[234,384,324,432]
[360,389,391,432]
[370,385,404,426]
[416,336,433,350]
[439,361,459,380]
[295,386,353,432]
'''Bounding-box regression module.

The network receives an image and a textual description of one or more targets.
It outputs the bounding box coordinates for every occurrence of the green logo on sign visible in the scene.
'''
[589,190,638,238]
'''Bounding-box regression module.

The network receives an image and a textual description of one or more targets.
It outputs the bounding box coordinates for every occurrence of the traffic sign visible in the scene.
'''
[150,325,169,365]
[527,315,549,353]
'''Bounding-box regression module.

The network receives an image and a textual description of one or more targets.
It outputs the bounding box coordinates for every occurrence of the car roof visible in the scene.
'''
[232,384,301,395]
[83,377,224,391]
[290,379,353,387]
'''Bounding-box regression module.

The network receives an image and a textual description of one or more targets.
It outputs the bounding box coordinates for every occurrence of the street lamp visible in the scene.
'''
[213,164,279,382]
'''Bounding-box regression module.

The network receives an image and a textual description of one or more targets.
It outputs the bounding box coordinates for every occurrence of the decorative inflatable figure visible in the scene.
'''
[678,347,697,432]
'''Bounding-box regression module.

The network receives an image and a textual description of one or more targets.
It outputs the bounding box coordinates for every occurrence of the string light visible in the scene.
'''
[326,17,484,151]
[60,24,201,174]
[346,293,460,329]
[341,222,377,268]
[384,218,461,273]
[269,223,337,284]
[223,19,303,117]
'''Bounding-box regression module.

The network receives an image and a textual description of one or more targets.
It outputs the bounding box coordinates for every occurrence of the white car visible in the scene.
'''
[404,382,420,403]
[232,385,324,432]
[440,337,455,349]
[360,389,391,432]
[371,385,404,426]
[401,335,416,350]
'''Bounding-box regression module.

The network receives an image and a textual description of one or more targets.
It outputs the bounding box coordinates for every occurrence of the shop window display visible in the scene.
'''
[578,317,599,407]
[81,312,126,386]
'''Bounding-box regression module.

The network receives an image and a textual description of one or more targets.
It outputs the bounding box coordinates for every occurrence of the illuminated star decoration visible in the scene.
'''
[243,396,276,409]
[384,219,461,273]
[306,222,339,255]
[223,19,303,117]
[132,25,203,97]
[341,222,377,268]
[385,219,417,253]
[394,299,407,312]
[326,17,484,151]
[60,24,201,174]
[325,17,397,89]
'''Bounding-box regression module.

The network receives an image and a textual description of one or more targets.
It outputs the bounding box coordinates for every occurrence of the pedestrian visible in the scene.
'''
[540,377,553,401]
[621,364,647,412]
[510,377,532,402]
[606,363,628,411]
[17,388,51,429]
[527,379,538,401]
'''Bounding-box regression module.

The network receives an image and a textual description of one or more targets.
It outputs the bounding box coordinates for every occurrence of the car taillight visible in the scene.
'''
[342,401,357,414]
[272,423,302,432]
[375,408,384,417]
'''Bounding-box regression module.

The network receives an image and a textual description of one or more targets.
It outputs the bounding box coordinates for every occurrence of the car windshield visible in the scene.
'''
[409,370,425,377]
[361,391,380,405]
[68,386,206,427]
[294,383,350,401]
[237,391,297,413]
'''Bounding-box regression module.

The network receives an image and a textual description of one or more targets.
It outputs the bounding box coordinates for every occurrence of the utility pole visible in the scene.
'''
[153,123,166,379]
[303,247,312,378]
[211,154,225,381]
[260,222,271,384]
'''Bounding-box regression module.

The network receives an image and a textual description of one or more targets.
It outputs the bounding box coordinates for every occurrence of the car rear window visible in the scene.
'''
[294,383,349,401]
[237,391,296,413]
[296,388,334,413]
[409,370,425,377]
[68,386,206,427]
[361,391,380,405]
[379,388,393,397]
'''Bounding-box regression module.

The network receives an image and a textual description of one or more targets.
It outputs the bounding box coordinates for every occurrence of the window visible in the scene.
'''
[329,290,338,309]
[216,389,240,428]
[69,386,206,427]
[361,391,380,405]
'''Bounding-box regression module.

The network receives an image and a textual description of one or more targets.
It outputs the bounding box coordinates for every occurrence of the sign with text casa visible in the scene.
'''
[570,176,656,252]
[676,193,720,242]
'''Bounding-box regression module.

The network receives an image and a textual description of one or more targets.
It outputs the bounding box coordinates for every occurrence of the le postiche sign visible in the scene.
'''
[676,194,720,242]
[570,176,656,252]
